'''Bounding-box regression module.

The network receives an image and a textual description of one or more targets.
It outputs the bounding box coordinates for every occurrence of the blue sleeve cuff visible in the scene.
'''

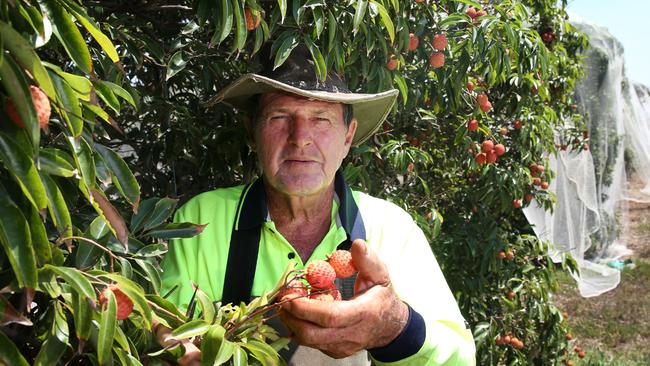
[367,303,426,362]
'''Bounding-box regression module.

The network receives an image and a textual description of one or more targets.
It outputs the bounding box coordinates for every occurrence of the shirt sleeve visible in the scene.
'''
[368,207,476,366]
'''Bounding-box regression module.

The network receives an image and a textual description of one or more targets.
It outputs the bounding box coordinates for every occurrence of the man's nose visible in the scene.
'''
[288,116,312,147]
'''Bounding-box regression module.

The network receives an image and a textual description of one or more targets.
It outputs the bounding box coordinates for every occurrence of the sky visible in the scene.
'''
[566,0,650,88]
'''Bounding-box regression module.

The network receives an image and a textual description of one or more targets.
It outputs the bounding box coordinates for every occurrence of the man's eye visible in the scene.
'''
[270,115,288,121]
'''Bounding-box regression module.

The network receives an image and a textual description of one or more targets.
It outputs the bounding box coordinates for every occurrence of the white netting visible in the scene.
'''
[524,21,650,297]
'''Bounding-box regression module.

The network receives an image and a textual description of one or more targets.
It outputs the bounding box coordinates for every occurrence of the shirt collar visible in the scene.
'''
[235,171,366,241]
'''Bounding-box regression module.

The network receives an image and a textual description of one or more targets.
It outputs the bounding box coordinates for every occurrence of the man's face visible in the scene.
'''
[252,92,357,197]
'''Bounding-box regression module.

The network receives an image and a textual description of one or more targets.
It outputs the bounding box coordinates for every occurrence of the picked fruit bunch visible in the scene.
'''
[278,250,357,303]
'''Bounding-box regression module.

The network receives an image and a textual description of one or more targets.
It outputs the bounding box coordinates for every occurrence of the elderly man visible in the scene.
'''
[157,45,475,365]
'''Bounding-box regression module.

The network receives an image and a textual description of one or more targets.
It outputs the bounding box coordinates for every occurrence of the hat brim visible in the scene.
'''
[204,74,399,145]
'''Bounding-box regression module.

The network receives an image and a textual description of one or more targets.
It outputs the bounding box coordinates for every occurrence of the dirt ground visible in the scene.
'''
[554,174,650,364]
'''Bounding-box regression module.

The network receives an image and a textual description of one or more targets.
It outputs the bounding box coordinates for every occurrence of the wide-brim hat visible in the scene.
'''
[205,45,398,145]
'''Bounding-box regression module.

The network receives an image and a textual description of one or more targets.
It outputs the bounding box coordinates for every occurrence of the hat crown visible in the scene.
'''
[257,44,351,94]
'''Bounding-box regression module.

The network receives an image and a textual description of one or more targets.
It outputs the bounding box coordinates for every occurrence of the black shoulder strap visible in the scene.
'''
[220,183,263,305]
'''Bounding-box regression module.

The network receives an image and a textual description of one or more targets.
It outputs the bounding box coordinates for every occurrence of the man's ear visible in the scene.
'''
[345,118,358,147]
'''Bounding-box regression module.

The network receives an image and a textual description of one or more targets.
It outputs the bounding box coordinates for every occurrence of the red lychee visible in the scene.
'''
[481,140,494,153]
[305,260,336,289]
[468,119,479,132]
[429,52,445,68]
[432,34,448,51]
[327,250,357,278]
[494,144,505,157]
[5,85,51,129]
[408,33,419,51]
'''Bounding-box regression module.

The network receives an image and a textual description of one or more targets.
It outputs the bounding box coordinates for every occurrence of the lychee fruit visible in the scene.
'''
[541,182,549,190]
[479,101,492,112]
[278,279,309,301]
[476,93,489,106]
[494,144,505,157]
[525,193,534,203]
[486,150,497,164]
[466,7,478,19]
[429,52,445,68]
[408,33,419,51]
[475,153,487,165]
[468,119,478,132]
[432,34,448,51]
[533,177,542,186]
[514,120,522,129]
[481,140,494,153]
[99,285,134,320]
[512,199,522,209]
[326,250,357,278]
[467,81,475,92]
[245,8,262,31]
[386,55,398,71]
[5,85,51,129]
[305,260,336,289]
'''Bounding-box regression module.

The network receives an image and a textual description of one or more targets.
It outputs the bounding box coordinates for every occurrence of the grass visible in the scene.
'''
[554,260,650,365]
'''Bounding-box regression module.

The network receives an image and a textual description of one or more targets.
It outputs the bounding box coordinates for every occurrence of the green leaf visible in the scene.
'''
[0,54,40,152]
[141,197,179,231]
[93,79,121,113]
[145,222,207,239]
[43,62,92,101]
[370,1,394,43]
[304,36,327,81]
[130,197,158,232]
[134,259,161,294]
[25,203,52,266]
[72,291,93,342]
[0,189,38,289]
[231,0,247,51]
[352,0,368,36]
[94,144,140,210]
[101,81,135,107]
[0,20,56,100]
[217,0,233,44]
[232,345,248,366]
[39,172,73,239]
[0,328,30,366]
[201,325,235,366]
[273,33,299,70]
[166,50,188,80]
[89,188,129,248]
[327,10,336,53]
[63,1,120,62]
[394,73,408,105]
[0,295,32,327]
[241,339,279,366]
[277,0,287,22]
[44,265,96,301]
[69,136,96,192]
[40,0,93,74]
[171,319,210,339]
[193,286,215,324]
[0,132,48,210]
[34,302,68,366]
[38,148,76,177]
[98,289,117,366]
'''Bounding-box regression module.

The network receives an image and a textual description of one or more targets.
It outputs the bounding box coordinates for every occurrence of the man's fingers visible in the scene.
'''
[279,309,363,352]
[350,239,389,286]
[282,296,365,328]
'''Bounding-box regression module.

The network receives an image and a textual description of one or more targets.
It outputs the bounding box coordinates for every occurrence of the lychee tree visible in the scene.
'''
[1,0,590,365]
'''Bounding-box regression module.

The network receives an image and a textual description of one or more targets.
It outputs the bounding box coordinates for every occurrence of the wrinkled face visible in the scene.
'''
[251,92,357,197]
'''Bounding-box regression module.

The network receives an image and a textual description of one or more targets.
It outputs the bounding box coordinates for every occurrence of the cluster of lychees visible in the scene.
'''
[466,6,487,20]
[278,250,357,303]
[473,139,506,166]
[495,332,525,350]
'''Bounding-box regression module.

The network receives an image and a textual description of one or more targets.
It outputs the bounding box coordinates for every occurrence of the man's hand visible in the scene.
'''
[279,239,409,358]
[155,322,201,366]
